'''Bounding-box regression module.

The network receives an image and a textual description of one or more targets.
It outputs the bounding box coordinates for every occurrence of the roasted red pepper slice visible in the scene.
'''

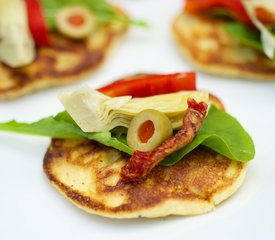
[184,0,252,26]
[98,72,196,97]
[121,98,208,182]
[25,0,50,46]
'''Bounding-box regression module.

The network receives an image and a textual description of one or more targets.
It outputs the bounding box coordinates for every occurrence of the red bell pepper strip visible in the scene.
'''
[97,72,196,97]
[25,0,50,46]
[184,0,253,27]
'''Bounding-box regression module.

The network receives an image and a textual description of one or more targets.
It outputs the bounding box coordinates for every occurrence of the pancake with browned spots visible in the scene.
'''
[43,128,247,218]
[0,16,127,100]
[173,12,275,80]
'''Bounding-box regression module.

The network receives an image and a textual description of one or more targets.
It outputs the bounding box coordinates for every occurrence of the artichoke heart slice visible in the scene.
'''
[117,91,209,116]
[59,87,132,132]
[59,87,209,133]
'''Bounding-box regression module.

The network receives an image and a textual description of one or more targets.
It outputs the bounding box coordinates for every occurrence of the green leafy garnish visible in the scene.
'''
[223,22,263,51]
[0,111,132,154]
[160,105,255,166]
[0,105,255,165]
[40,0,146,30]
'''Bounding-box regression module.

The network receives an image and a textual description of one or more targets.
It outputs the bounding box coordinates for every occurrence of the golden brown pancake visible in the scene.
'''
[0,16,127,100]
[43,97,247,219]
[173,12,275,80]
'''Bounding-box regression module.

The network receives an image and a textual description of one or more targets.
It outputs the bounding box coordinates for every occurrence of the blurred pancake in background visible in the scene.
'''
[173,0,275,80]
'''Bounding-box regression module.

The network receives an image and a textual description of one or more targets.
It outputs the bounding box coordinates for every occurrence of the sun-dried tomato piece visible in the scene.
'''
[121,98,208,182]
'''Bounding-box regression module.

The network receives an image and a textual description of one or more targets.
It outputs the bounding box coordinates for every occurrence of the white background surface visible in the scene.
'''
[1,0,275,239]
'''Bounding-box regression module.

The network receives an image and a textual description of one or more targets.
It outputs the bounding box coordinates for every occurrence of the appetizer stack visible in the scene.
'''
[0,73,255,218]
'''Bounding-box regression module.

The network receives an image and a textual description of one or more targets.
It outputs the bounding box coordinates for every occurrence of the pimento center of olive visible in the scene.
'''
[68,14,85,26]
[138,120,155,143]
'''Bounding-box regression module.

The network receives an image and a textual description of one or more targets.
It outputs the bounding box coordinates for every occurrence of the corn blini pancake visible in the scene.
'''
[0,18,127,100]
[173,12,275,80]
[43,138,247,219]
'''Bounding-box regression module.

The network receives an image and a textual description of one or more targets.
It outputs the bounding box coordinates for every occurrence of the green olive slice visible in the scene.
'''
[56,6,95,39]
[127,109,173,152]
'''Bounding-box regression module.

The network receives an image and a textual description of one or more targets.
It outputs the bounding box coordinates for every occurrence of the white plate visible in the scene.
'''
[1,0,275,239]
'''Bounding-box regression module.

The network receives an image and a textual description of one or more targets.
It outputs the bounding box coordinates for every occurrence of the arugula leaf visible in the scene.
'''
[223,22,263,51]
[0,111,132,154]
[160,105,255,166]
[0,105,255,165]
[0,114,79,138]
[40,0,146,30]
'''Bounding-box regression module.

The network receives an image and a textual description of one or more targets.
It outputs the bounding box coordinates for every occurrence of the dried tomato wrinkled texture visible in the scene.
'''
[121,98,208,182]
